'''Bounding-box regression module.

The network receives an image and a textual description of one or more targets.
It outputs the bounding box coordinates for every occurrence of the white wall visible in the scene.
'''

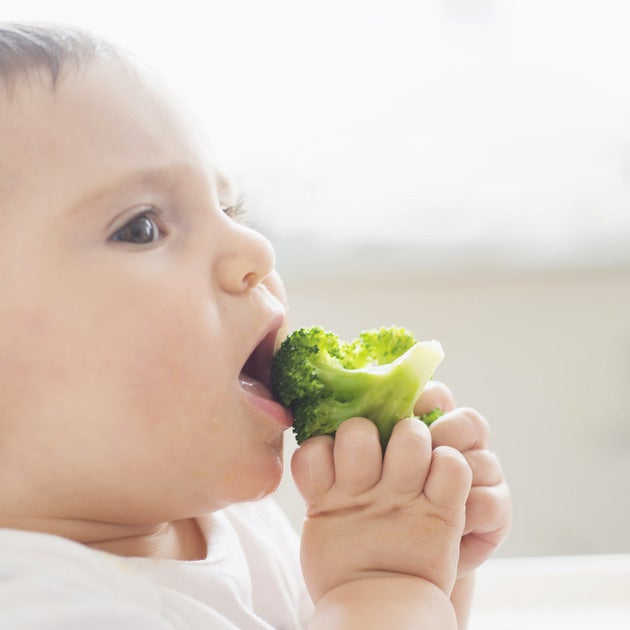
[273,267,630,558]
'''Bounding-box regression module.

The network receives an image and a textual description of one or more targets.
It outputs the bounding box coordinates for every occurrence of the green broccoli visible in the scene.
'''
[271,326,444,449]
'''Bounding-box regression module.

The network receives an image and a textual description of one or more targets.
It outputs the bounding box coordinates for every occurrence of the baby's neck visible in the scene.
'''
[0,514,207,561]
[86,517,208,561]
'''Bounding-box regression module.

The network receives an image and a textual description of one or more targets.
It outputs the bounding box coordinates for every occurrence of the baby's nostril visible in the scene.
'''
[242,272,257,289]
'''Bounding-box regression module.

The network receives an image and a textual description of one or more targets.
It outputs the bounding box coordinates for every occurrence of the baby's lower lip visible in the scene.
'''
[239,373,294,428]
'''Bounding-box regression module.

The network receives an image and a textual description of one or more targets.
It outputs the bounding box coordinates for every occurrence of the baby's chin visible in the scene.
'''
[240,447,285,503]
[200,445,284,511]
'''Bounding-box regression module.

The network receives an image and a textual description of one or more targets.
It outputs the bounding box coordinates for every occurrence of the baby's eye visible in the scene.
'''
[110,210,163,245]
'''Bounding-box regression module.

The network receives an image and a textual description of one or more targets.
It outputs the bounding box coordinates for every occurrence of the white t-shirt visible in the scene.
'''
[0,497,313,629]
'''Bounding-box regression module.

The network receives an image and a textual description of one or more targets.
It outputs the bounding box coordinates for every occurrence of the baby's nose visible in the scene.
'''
[214,220,276,294]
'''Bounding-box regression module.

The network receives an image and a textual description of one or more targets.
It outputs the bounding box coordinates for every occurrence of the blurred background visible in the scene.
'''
[6,0,629,558]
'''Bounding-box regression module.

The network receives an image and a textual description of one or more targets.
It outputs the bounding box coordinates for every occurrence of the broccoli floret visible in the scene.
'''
[271,326,444,448]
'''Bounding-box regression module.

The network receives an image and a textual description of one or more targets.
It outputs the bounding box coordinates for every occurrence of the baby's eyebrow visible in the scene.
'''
[66,162,212,216]
[215,170,239,201]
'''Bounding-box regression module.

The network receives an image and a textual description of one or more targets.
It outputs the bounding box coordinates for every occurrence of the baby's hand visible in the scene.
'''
[292,416,472,604]
[417,382,512,577]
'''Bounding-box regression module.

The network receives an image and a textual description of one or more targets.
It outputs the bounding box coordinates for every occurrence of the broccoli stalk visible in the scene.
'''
[271,326,444,449]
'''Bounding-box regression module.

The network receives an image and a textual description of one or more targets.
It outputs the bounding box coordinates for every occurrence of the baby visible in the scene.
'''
[0,23,511,629]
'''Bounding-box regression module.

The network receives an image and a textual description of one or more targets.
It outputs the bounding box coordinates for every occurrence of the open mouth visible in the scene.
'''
[239,328,277,398]
[239,324,294,428]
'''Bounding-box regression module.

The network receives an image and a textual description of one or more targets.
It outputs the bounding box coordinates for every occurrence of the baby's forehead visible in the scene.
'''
[0,41,132,169]
[2,68,229,215]
[1,25,233,215]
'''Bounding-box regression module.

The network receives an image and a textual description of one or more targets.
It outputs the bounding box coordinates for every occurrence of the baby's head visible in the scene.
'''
[0,24,290,536]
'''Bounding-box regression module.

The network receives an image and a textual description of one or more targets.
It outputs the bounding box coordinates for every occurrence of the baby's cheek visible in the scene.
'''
[2,304,97,389]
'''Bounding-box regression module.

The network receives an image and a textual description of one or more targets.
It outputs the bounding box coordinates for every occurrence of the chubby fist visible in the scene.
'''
[292,416,472,604]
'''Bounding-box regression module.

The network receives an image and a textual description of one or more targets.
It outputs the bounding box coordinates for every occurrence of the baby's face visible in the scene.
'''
[0,59,291,525]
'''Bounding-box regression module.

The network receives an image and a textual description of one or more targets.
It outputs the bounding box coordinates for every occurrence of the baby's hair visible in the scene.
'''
[0,23,119,94]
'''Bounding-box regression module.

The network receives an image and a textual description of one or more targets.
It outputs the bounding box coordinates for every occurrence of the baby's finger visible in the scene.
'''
[381,418,432,494]
[463,483,512,539]
[291,435,335,506]
[424,446,472,510]
[333,417,383,494]
[464,449,504,487]
[430,407,491,452]
[414,380,456,416]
